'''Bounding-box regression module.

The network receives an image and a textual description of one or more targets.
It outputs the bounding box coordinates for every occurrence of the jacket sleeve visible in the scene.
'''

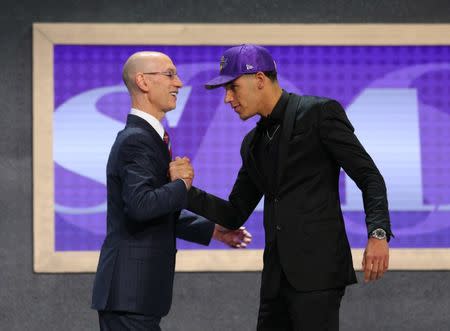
[175,210,215,246]
[118,135,187,222]
[187,144,263,230]
[319,100,393,239]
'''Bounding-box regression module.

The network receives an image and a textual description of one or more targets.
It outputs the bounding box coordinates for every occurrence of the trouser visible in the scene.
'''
[257,248,345,331]
[98,311,162,331]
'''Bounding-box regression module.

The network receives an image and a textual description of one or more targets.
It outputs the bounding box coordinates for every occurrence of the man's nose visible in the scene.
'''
[224,90,233,103]
[174,75,183,88]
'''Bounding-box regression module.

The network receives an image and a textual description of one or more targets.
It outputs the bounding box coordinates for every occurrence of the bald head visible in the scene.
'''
[121,51,182,119]
[122,51,172,94]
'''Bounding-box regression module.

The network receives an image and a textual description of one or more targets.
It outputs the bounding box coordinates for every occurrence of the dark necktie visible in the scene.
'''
[163,130,172,159]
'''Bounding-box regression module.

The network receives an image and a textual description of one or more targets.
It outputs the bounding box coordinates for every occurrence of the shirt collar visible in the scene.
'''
[256,90,289,130]
[130,108,165,140]
[268,90,289,122]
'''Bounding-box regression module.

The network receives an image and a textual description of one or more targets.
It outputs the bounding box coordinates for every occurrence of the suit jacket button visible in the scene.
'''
[276,225,281,231]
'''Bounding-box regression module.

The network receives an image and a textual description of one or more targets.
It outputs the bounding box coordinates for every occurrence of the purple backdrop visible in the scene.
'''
[53,45,450,251]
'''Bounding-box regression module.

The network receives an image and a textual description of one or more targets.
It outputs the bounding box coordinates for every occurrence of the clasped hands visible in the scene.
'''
[169,156,252,249]
[169,156,194,189]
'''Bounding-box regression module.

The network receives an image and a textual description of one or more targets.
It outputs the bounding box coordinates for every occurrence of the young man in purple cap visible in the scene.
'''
[187,44,393,330]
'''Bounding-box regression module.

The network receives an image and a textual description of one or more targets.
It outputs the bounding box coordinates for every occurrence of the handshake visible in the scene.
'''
[169,156,252,248]
[169,156,195,190]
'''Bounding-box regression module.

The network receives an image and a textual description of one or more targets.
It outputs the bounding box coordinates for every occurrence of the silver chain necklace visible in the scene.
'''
[266,124,280,141]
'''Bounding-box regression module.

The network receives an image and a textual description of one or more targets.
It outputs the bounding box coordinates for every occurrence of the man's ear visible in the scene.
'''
[255,72,266,89]
[135,73,150,92]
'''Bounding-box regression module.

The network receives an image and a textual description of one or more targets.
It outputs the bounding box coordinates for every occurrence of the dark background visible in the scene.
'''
[1,0,449,330]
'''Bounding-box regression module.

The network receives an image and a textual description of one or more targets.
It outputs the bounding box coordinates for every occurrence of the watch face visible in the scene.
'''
[372,229,386,239]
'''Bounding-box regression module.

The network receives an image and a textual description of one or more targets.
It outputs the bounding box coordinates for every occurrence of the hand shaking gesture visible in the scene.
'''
[169,156,194,190]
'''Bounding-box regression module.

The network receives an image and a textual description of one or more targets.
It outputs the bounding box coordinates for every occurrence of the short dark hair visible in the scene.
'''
[263,70,278,82]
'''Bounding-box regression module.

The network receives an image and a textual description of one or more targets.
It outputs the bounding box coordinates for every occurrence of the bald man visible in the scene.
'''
[91,52,251,330]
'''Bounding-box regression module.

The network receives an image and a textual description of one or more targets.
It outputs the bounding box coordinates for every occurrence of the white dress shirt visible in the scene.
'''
[130,108,165,140]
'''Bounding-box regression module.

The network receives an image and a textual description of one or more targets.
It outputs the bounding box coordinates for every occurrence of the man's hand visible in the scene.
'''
[212,225,252,248]
[362,238,389,283]
[169,156,194,190]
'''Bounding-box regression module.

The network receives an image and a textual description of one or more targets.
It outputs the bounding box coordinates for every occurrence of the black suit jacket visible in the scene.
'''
[92,114,214,317]
[188,93,392,291]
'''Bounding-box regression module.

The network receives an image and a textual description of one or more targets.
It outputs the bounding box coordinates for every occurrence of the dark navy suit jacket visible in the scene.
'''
[92,114,214,317]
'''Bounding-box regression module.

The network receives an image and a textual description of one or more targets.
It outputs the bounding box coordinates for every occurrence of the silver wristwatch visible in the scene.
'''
[369,228,387,240]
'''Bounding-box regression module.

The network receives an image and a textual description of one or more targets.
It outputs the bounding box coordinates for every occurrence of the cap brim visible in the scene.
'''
[204,74,240,89]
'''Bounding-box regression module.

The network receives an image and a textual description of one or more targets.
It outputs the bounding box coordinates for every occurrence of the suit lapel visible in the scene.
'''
[275,94,303,191]
[126,114,171,163]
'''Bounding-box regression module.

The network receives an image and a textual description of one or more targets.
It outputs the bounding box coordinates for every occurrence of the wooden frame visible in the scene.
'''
[33,23,450,272]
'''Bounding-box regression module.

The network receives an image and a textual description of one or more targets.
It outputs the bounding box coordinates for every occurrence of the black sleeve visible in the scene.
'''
[319,100,393,239]
[188,150,263,230]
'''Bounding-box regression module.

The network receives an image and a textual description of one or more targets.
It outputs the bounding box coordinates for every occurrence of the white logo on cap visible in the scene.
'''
[220,56,228,72]
[246,64,254,70]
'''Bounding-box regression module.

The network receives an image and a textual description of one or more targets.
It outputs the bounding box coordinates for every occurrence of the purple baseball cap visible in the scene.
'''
[205,44,277,89]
